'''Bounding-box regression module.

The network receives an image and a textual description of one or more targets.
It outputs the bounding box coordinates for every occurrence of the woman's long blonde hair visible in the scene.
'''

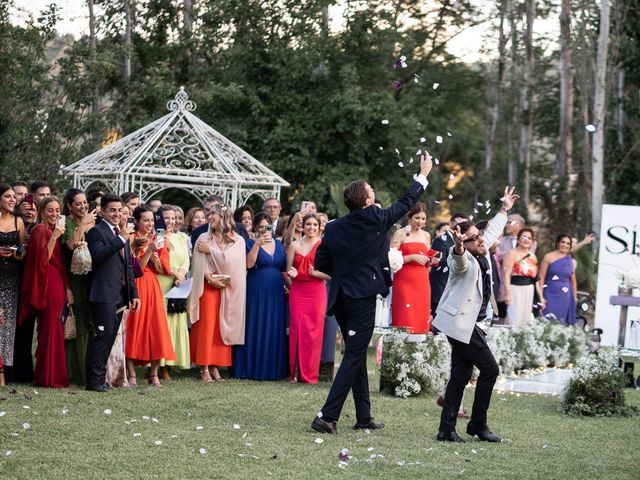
[211,204,236,243]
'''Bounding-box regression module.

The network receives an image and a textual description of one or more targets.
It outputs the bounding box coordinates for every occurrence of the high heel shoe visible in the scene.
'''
[199,368,214,383]
[148,374,162,387]
[128,374,138,388]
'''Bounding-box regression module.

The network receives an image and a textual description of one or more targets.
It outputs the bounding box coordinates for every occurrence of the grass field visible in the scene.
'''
[0,372,638,480]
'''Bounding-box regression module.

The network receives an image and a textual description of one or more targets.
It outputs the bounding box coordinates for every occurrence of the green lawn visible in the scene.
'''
[0,373,638,480]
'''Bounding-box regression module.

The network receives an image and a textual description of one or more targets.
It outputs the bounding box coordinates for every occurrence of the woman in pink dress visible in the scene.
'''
[286,214,331,384]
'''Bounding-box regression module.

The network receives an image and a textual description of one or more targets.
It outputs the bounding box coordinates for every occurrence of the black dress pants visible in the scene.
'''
[86,302,124,389]
[439,327,499,433]
[4,314,36,384]
[320,291,376,423]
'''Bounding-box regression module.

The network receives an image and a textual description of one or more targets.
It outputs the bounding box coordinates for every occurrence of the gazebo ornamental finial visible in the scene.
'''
[167,86,196,112]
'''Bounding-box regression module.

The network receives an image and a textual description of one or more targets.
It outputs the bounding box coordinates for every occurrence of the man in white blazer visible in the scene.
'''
[433,186,519,443]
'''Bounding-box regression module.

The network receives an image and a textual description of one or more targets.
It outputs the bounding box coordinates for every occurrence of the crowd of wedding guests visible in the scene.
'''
[0,180,593,389]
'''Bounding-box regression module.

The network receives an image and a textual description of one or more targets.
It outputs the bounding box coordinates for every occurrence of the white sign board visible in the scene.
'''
[594,204,640,346]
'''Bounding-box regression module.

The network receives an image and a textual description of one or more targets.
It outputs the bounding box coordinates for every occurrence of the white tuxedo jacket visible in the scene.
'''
[432,212,507,344]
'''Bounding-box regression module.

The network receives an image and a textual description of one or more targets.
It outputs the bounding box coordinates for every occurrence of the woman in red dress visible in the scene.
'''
[20,197,71,388]
[390,202,435,334]
[125,206,175,387]
[286,214,331,384]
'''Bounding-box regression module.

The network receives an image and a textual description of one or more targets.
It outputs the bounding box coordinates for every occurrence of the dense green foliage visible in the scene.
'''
[0,0,638,231]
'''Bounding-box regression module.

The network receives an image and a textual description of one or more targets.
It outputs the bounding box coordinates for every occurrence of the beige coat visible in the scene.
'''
[432,212,507,344]
[189,231,246,345]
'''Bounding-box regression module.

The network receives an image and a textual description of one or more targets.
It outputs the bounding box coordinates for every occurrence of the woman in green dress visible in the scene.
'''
[62,188,97,387]
[157,205,191,379]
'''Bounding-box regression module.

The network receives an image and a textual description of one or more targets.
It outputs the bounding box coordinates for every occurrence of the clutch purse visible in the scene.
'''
[204,273,231,287]
[62,304,77,340]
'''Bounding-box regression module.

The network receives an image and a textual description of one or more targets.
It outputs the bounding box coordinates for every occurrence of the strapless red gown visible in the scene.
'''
[391,242,431,333]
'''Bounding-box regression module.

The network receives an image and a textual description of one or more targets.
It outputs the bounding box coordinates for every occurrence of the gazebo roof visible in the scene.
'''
[62,87,288,205]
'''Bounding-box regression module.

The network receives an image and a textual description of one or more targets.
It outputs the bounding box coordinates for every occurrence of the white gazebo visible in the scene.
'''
[62,87,289,208]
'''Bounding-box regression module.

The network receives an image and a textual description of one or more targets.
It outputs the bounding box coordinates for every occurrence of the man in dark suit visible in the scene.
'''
[429,211,469,315]
[85,194,140,392]
[310,154,433,434]
[190,195,249,249]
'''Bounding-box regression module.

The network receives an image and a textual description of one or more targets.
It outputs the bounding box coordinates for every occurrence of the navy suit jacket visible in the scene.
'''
[315,180,427,315]
[429,230,455,308]
[86,220,138,305]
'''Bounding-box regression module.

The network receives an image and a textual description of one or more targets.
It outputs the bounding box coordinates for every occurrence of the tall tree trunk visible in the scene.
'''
[519,0,535,206]
[124,0,133,81]
[182,0,196,77]
[557,0,573,180]
[615,68,624,147]
[87,0,99,135]
[485,0,508,178]
[507,0,519,188]
[591,0,610,235]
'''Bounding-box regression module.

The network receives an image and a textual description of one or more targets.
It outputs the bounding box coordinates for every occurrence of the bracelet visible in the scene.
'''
[500,206,509,213]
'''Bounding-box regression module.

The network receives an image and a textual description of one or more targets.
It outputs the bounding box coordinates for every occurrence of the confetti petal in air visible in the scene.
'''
[381,119,389,125]
[435,158,440,165]
[420,137,426,143]
[432,83,440,90]
[449,174,455,180]
[552,275,559,280]
[561,287,569,293]
[436,136,443,144]
[392,80,402,90]
[585,124,596,132]
[448,194,453,199]
[398,162,404,168]
[348,330,356,336]
[447,131,452,137]
[394,148,400,155]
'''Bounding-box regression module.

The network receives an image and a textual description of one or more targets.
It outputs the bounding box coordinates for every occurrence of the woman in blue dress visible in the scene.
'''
[233,212,288,380]
[538,234,577,325]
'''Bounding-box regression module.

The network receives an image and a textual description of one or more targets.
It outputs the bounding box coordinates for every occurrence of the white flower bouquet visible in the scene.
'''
[615,269,640,289]
[388,248,404,273]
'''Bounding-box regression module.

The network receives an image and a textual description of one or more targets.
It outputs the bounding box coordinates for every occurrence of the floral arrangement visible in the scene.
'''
[388,248,404,273]
[380,332,451,398]
[615,268,640,289]
[562,348,638,417]
[380,320,592,398]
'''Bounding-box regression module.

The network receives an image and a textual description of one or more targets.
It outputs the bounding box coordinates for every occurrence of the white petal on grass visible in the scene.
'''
[133,433,141,437]
[196,426,204,430]
[233,424,241,430]
[436,136,443,144]
[315,438,324,444]
[152,418,159,423]
[367,447,375,452]
[199,448,207,455]
[0,411,6,417]
[154,440,163,446]
[142,416,150,420]
[22,423,30,430]
[23,406,30,409]
[104,409,112,415]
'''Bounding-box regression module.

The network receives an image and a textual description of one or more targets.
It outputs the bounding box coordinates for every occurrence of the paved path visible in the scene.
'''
[494,368,573,395]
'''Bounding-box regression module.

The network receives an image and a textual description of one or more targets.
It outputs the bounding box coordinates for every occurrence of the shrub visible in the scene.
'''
[562,348,638,417]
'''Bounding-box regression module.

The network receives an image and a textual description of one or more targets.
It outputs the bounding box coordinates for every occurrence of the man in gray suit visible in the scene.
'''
[433,186,519,443]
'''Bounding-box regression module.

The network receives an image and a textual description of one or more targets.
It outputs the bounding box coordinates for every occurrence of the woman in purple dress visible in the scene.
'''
[538,234,577,325]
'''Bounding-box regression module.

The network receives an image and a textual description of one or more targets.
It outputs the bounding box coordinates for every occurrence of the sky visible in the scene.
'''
[12,0,560,64]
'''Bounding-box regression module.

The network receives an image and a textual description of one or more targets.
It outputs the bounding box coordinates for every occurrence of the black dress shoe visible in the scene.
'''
[311,416,337,434]
[86,383,111,392]
[466,423,502,442]
[436,431,465,443]
[353,418,385,430]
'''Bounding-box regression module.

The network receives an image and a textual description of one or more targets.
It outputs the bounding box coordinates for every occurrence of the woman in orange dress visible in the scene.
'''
[189,203,246,382]
[390,202,435,334]
[125,205,175,387]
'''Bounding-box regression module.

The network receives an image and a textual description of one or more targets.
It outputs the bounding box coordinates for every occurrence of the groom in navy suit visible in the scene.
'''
[311,153,433,434]
[86,194,140,391]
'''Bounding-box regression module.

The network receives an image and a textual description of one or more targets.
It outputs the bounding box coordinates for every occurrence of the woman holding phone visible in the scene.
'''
[61,188,97,386]
[125,205,175,387]
[390,202,435,334]
[0,184,26,380]
[19,196,71,387]
[233,212,287,380]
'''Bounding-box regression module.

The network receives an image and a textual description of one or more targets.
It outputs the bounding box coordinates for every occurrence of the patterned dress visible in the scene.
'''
[0,219,20,366]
